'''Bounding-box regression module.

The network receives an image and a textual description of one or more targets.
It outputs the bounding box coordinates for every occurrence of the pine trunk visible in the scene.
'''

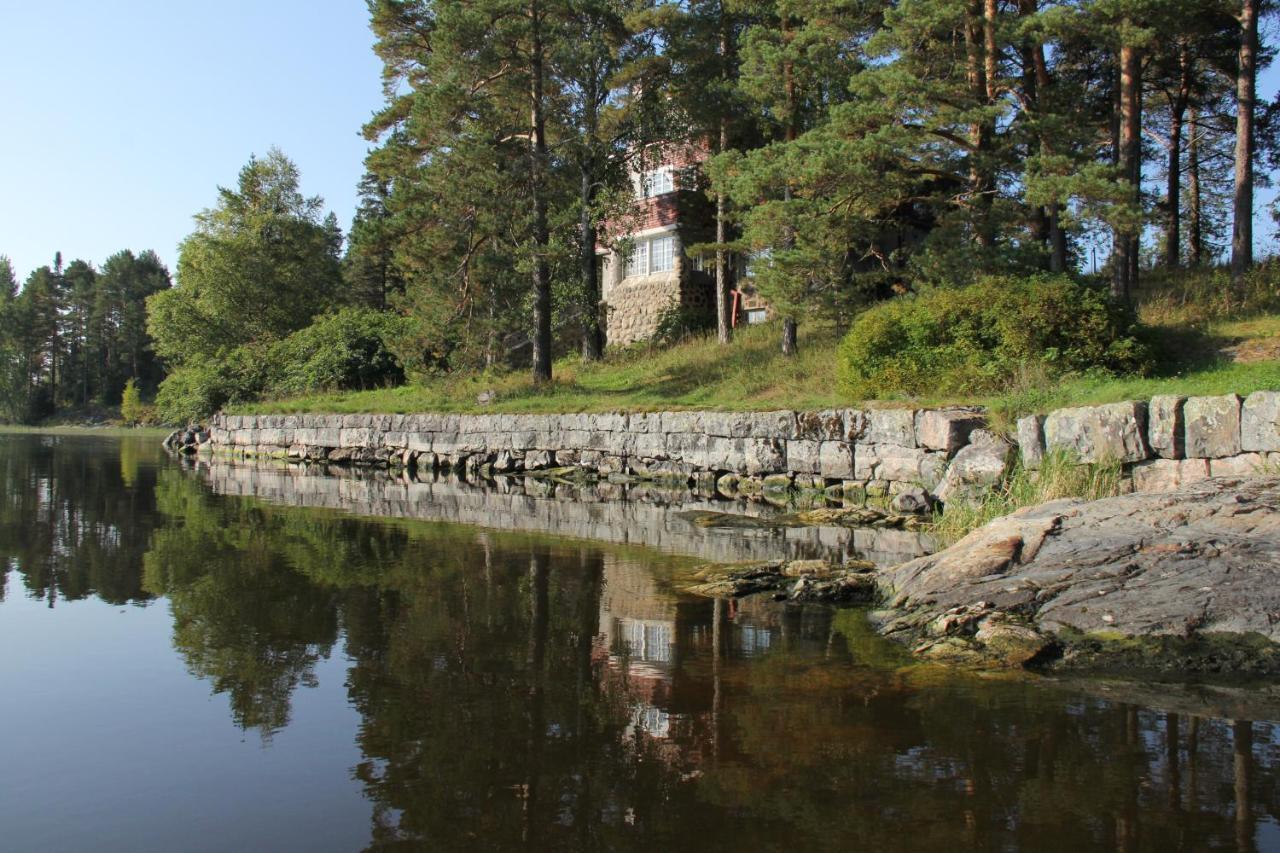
[1188,107,1203,266]
[715,6,733,346]
[1113,37,1141,303]
[781,317,797,357]
[1164,47,1192,269]
[1164,108,1183,268]
[580,149,602,361]
[1231,0,1258,287]
[965,0,994,247]
[1027,10,1067,273]
[715,118,732,345]
[529,1,552,384]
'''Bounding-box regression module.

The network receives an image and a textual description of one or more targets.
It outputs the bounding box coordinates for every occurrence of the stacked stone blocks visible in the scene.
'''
[208,390,1279,504]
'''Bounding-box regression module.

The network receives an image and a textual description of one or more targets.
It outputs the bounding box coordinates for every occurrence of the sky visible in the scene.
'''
[0,4,1276,284]
[0,1,383,281]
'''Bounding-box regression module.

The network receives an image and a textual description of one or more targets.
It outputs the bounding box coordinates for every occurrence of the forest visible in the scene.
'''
[0,251,170,422]
[2,0,1278,425]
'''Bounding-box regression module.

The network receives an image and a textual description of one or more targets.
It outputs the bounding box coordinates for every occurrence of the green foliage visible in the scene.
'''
[265,309,408,398]
[155,346,271,425]
[147,149,342,368]
[837,275,1153,399]
[154,310,409,423]
[932,451,1125,542]
[119,379,152,426]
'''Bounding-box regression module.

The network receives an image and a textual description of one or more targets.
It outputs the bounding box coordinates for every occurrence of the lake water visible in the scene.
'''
[2,432,1278,852]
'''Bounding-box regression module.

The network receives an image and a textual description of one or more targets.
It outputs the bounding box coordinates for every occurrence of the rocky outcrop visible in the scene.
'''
[162,424,210,455]
[878,477,1280,672]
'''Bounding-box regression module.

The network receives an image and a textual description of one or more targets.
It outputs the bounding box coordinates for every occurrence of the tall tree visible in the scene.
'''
[60,259,97,407]
[554,0,645,362]
[147,149,342,368]
[1113,16,1142,302]
[639,0,755,344]
[345,172,406,310]
[1231,0,1259,286]
[364,0,578,379]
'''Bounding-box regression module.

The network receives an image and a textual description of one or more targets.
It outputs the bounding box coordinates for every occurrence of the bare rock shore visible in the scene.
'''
[877,476,1280,673]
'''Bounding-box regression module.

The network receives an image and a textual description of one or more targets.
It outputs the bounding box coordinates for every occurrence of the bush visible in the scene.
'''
[119,379,154,426]
[154,345,273,424]
[837,274,1152,399]
[266,308,408,397]
[153,308,410,424]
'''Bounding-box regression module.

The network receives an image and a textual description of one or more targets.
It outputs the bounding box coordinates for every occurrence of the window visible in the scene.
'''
[746,308,768,325]
[742,248,774,279]
[642,167,674,197]
[650,236,674,272]
[624,240,648,278]
[623,234,678,278]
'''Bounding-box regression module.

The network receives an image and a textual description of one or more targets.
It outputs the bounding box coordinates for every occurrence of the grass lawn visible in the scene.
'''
[0,425,172,438]
[233,310,1280,420]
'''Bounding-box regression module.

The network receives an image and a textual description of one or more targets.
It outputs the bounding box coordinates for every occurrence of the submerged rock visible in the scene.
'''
[680,559,876,602]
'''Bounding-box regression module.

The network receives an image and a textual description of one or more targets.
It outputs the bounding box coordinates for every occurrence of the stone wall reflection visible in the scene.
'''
[188,456,936,567]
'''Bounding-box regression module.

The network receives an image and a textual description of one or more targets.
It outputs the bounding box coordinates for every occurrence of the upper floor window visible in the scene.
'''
[642,167,675,198]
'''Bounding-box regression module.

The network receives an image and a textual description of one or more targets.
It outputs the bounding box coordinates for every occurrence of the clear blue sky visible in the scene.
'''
[0,0,383,282]
[0,3,1275,284]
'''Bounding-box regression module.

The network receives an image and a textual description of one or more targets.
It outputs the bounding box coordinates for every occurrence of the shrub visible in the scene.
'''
[837,274,1152,399]
[266,308,408,397]
[119,379,154,426]
[154,346,270,424]
[152,309,409,423]
[652,300,715,347]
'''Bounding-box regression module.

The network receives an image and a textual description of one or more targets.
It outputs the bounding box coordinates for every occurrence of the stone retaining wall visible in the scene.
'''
[206,390,1279,504]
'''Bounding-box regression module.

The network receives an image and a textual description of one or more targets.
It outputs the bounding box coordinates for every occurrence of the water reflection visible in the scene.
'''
[1,433,1279,852]
[186,454,938,566]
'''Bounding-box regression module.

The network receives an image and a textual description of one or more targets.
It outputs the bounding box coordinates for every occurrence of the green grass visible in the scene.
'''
[233,307,1280,418]
[0,424,172,438]
[234,322,850,415]
[931,451,1126,542]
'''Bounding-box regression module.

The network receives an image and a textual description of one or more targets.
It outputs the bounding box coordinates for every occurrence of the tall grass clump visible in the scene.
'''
[931,450,1125,542]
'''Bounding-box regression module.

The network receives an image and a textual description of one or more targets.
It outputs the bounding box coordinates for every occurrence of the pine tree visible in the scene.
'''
[1231,0,1260,287]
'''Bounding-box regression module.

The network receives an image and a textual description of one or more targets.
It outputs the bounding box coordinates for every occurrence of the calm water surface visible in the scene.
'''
[2,433,1279,852]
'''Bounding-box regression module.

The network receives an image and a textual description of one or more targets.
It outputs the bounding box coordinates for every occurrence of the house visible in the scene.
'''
[598,142,721,346]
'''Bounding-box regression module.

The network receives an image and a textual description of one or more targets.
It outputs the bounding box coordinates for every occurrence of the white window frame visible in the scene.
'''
[642,167,675,198]
[623,233,680,279]
[650,235,674,273]
[624,240,649,278]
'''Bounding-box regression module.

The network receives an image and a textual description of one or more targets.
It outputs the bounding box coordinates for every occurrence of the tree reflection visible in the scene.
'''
[0,434,158,605]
